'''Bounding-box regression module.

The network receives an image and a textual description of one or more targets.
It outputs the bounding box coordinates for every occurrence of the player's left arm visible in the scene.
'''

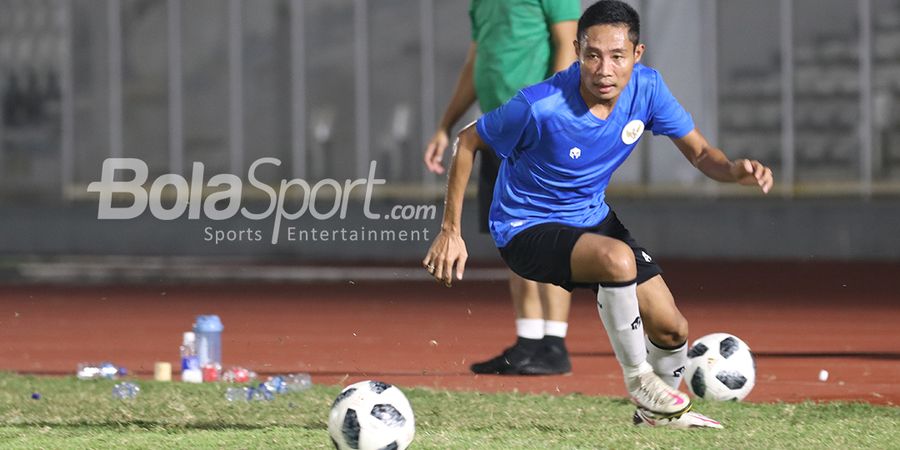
[423,124,485,286]
[549,20,578,73]
[672,129,774,194]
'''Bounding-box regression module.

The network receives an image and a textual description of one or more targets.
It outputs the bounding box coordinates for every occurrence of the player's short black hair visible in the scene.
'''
[578,0,640,48]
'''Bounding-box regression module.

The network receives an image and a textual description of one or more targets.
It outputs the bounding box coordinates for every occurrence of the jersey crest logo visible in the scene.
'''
[621,120,645,145]
[569,147,581,159]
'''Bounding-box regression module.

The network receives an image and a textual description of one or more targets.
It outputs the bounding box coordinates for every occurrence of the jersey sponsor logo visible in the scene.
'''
[641,250,652,262]
[621,119,645,145]
[569,147,581,159]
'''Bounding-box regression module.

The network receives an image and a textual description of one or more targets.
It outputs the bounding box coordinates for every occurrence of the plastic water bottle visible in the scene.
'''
[262,373,312,394]
[263,376,287,394]
[77,362,126,380]
[112,382,140,400]
[101,362,127,378]
[193,315,223,368]
[76,362,102,380]
[180,332,202,383]
[285,373,312,392]
[225,386,249,402]
[222,366,256,383]
[225,385,274,402]
[250,383,275,401]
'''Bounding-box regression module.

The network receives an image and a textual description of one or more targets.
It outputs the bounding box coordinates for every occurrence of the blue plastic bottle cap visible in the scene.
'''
[194,315,224,332]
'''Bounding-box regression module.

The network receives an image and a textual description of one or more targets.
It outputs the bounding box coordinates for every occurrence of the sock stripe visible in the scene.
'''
[648,338,688,351]
[598,279,638,288]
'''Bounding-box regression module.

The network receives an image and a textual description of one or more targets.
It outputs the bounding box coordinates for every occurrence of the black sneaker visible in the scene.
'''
[470,339,540,375]
[518,339,572,375]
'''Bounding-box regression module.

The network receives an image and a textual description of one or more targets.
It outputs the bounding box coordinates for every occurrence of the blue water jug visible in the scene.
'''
[193,315,223,367]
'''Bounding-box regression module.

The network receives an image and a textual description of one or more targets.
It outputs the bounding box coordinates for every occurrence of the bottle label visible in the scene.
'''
[181,355,199,371]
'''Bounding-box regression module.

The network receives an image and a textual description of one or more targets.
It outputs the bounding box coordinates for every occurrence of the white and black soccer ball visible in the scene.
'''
[684,333,756,402]
[328,380,415,450]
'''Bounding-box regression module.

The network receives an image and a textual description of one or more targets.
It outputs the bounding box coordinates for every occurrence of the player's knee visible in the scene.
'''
[660,316,689,348]
[600,241,636,282]
[673,317,689,346]
[648,315,688,348]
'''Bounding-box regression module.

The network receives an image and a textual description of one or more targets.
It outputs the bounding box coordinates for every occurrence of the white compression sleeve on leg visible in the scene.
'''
[596,282,652,379]
[646,336,688,389]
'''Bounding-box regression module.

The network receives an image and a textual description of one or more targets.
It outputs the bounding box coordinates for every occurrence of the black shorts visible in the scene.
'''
[477,150,502,234]
[498,210,663,292]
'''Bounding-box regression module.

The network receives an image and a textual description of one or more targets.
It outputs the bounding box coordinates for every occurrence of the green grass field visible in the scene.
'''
[1,372,897,449]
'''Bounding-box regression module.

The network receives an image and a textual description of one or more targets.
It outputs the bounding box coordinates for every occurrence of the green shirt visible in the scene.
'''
[469,0,581,112]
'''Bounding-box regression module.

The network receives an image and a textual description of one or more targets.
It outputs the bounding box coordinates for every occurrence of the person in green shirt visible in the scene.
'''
[423,0,581,375]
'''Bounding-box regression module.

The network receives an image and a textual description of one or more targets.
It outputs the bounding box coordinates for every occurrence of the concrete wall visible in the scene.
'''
[2,197,898,263]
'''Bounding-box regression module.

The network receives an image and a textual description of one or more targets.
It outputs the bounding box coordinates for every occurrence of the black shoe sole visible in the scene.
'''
[470,343,571,376]
[516,363,573,376]
[470,354,531,375]
[471,358,572,376]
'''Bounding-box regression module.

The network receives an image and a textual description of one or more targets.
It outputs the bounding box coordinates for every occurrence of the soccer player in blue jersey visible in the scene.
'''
[423,0,772,428]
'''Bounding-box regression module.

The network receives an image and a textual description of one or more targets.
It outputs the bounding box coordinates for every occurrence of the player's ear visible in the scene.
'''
[573,39,581,60]
[633,43,645,63]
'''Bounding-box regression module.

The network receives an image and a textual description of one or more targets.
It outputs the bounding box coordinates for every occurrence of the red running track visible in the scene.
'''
[0,261,898,405]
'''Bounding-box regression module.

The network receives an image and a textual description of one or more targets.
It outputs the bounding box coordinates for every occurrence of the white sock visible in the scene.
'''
[646,336,688,389]
[596,282,652,379]
[544,320,568,338]
[515,318,545,340]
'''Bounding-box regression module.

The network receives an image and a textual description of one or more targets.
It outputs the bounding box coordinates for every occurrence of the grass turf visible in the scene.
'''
[0,372,897,449]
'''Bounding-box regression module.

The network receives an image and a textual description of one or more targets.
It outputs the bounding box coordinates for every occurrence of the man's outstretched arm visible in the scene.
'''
[672,129,774,193]
[424,43,478,175]
[423,124,485,286]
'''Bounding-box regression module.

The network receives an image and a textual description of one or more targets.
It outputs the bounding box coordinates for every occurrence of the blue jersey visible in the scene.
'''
[476,62,694,248]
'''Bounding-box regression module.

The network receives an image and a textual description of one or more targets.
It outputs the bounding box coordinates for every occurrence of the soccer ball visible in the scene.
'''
[684,333,756,401]
[328,380,415,450]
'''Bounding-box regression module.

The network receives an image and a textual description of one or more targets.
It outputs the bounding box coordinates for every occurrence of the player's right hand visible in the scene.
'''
[730,158,774,194]
[424,130,450,175]
[422,230,468,287]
